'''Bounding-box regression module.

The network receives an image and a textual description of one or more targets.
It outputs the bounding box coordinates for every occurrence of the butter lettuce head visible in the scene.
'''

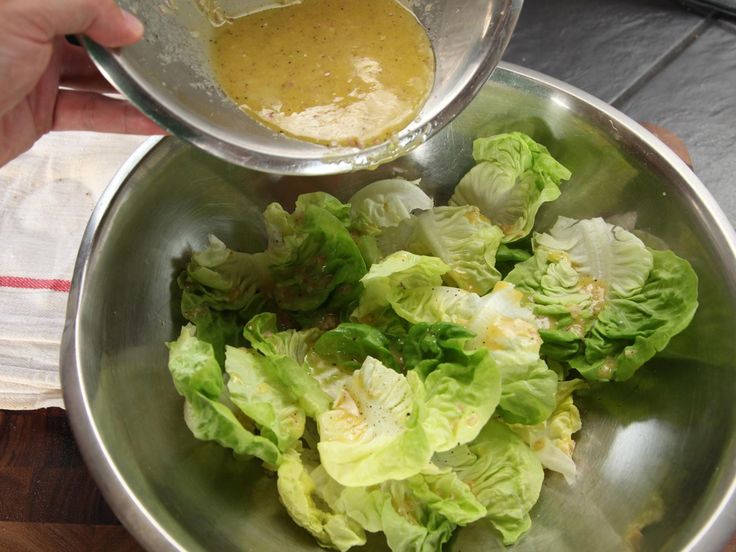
[450,132,571,242]
[167,325,281,466]
[317,356,432,487]
[434,420,544,545]
[277,450,366,552]
[506,217,698,381]
[178,235,271,363]
[379,206,504,295]
[403,323,502,451]
[349,178,434,235]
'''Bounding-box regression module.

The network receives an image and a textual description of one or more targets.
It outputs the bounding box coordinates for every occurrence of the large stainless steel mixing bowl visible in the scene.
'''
[61,63,736,552]
[84,0,521,175]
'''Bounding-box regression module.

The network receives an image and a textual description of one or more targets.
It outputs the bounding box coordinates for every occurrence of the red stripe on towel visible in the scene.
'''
[0,276,71,292]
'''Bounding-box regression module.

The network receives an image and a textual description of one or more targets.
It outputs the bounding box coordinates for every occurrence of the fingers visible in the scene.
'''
[53,91,166,135]
[60,43,116,93]
[3,0,144,48]
[640,122,694,169]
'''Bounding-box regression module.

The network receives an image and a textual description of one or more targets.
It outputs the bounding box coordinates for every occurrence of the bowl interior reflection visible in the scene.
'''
[64,64,736,552]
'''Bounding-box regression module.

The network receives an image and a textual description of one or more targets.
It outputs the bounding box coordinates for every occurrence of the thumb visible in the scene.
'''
[4,0,144,48]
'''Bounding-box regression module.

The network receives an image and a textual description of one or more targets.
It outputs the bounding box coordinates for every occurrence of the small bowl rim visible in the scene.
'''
[82,0,523,176]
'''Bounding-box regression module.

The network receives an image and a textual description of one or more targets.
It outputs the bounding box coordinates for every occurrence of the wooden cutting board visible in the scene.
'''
[0,408,143,551]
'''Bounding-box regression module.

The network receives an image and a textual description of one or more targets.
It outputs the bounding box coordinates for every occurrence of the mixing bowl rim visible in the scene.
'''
[60,61,736,552]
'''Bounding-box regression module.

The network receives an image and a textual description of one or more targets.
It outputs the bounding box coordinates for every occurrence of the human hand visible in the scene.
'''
[0,0,164,167]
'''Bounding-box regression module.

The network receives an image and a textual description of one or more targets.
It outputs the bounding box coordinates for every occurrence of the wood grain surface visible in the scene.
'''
[0,408,144,552]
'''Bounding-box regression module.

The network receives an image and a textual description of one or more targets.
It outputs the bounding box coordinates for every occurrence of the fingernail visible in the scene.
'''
[122,10,145,37]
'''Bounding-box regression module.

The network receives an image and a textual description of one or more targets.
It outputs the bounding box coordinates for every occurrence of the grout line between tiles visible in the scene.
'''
[610,15,714,109]
[716,16,736,32]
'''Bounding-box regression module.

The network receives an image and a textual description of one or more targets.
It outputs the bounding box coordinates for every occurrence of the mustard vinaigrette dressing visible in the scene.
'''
[210,0,435,147]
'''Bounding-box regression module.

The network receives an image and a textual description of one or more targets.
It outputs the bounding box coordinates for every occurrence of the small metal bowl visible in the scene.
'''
[84,0,522,175]
[61,63,736,551]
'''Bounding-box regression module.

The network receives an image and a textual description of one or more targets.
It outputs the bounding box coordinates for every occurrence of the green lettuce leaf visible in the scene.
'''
[317,356,432,487]
[313,468,458,552]
[263,193,366,319]
[510,379,585,484]
[379,481,455,552]
[178,235,271,363]
[450,132,571,242]
[352,251,450,325]
[570,249,699,381]
[349,178,434,235]
[379,206,504,295]
[405,470,487,526]
[225,346,305,451]
[506,217,698,381]
[305,322,401,400]
[243,312,320,363]
[277,450,366,552]
[166,325,280,466]
[467,282,557,425]
[264,192,351,263]
[241,314,332,418]
[403,323,502,451]
[434,420,544,545]
[312,323,399,372]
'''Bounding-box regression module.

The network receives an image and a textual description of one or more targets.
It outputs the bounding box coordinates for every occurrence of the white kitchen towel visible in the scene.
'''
[0,132,148,409]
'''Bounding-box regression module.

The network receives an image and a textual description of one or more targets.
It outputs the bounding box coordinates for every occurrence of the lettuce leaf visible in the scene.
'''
[507,217,698,381]
[312,322,399,372]
[352,251,450,325]
[305,322,400,400]
[317,356,432,486]
[570,249,699,381]
[468,282,557,425]
[166,325,280,466]
[241,314,332,418]
[434,420,544,545]
[262,192,365,323]
[349,178,433,235]
[178,235,271,363]
[243,312,320,363]
[403,323,501,451]
[379,206,504,295]
[510,379,585,484]
[225,346,305,451]
[355,254,556,425]
[405,469,487,526]
[313,468,460,552]
[450,132,571,242]
[277,450,366,552]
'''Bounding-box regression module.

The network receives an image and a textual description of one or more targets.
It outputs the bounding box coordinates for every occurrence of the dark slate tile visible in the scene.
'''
[503,0,705,102]
[617,21,736,224]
